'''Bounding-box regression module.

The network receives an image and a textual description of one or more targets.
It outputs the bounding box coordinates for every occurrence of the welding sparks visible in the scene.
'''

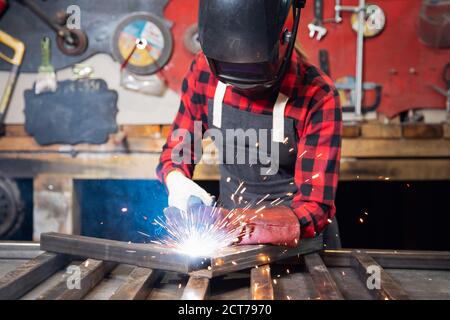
[152,203,249,257]
[152,188,289,258]
[138,231,151,238]
[298,150,307,158]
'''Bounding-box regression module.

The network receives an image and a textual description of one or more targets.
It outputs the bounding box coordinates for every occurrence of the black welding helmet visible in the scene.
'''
[198,0,306,91]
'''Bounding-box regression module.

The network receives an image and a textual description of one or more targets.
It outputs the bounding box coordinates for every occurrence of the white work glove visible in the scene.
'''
[165,170,214,212]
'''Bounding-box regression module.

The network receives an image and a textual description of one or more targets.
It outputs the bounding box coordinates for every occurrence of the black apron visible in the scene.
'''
[206,81,341,248]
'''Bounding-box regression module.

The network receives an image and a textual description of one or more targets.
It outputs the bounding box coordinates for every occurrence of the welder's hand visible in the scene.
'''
[233,206,301,247]
[165,170,214,213]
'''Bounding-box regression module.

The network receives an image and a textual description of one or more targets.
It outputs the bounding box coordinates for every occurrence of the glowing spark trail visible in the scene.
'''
[152,184,289,257]
[152,203,248,257]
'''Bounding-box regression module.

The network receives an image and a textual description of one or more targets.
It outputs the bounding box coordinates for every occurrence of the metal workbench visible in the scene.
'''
[0,238,449,300]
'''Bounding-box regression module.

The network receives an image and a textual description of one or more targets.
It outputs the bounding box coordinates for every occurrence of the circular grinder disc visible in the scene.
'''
[112,12,173,75]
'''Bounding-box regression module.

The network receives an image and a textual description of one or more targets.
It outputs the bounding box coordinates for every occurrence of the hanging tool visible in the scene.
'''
[324,0,366,118]
[335,76,382,114]
[184,24,201,55]
[431,62,450,119]
[0,30,25,134]
[17,0,88,56]
[35,37,57,94]
[308,0,327,41]
[319,49,330,76]
[351,4,386,38]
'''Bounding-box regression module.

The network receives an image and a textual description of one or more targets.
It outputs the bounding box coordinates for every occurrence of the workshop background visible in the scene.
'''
[0,0,449,251]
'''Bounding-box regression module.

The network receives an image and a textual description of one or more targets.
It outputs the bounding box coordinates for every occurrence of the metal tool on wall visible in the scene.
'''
[0,30,25,134]
[184,24,201,55]
[319,49,330,77]
[351,4,386,38]
[112,12,173,96]
[418,0,450,49]
[0,0,170,73]
[320,0,369,119]
[335,76,382,114]
[35,37,57,94]
[308,0,327,41]
[16,0,88,56]
[431,62,450,119]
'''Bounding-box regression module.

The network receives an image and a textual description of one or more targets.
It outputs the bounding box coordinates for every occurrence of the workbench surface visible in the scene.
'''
[0,242,449,300]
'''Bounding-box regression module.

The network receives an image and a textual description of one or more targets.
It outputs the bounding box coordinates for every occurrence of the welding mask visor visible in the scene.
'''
[198,0,305,90]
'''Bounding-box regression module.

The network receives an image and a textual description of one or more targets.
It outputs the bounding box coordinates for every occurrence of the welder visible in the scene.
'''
[157,0,343,248]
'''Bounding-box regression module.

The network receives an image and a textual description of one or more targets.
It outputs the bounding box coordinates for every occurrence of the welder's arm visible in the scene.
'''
[156,56,212,211]
[236,206,300,247]
[291,90,343,238]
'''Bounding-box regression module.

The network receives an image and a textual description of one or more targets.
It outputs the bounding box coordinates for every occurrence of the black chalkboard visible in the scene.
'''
[24,79,119,145]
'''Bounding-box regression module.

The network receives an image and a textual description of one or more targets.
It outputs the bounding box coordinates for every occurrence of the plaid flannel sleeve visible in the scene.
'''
[291,88,343,238]
[156,58,205,183]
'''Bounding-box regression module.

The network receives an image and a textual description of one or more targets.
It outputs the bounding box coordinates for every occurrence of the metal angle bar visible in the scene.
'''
[0,251,43,259]
[40,233,209,274]
[321,249,450,270]
[110,267,161,300]
[38,259,117,300]
[351,251,409,300]
[250,265,274,300]
[304,253,344,300]
[197,235,323,278]
[0,252,70,300]
[0,242,42,259]
[0,242,40,251]
[181,276,210,300]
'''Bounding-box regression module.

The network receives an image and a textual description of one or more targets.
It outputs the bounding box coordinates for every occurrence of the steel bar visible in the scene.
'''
[38,259,117,300]
[0,252,70,299]
[110,267,161,300]
[196,235,323,278]
[352,251,409,300]
[40,233,208,274]
[354,0,365,117]
[181,276,210,300]
[304,253,344,300]
[250,265,274,300]
[0,242,42,259]
[321,249,450,270]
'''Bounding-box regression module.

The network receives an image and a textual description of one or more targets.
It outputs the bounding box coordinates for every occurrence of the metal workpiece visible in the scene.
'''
[197,235,324,278]
[40,232,323,278]
[351,251,409,300]
[304,253,344,300]
[40,233,210,274]
[0,242,42,260]
[1,241,450,300]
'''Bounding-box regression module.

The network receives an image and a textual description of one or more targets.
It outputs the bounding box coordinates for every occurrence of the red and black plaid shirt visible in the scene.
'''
[157,51,342,238]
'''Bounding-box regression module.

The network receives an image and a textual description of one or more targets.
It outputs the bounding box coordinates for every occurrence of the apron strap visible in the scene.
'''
[213,80,289,143]
[273,93,290,143]
[213,81,227,128]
